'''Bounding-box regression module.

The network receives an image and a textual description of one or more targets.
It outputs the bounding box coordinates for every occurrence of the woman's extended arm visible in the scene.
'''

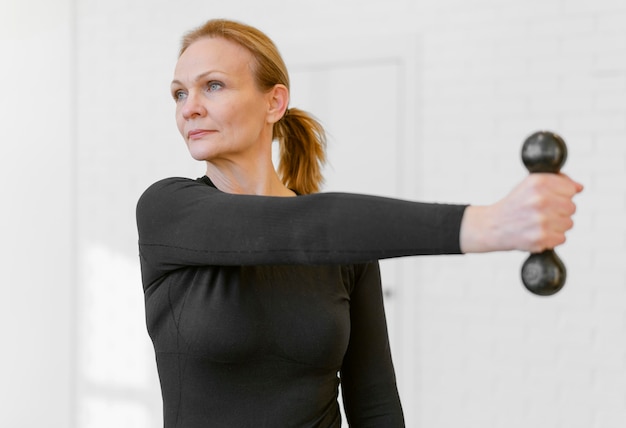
[137,173,582,284]
[136,177,466,282]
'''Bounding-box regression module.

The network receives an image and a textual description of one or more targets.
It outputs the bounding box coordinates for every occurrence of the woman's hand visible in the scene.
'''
[460,174,584,254]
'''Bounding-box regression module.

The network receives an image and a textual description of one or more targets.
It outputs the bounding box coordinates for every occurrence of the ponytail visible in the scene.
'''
[273,108,327,195]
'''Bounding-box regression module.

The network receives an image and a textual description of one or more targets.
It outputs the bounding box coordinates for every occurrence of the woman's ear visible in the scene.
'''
[267,84,289,124]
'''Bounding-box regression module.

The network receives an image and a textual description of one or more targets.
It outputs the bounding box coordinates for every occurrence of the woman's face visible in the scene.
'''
[171,37,273,163]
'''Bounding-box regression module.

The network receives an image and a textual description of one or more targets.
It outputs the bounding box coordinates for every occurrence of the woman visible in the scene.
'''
[136,19,582,427]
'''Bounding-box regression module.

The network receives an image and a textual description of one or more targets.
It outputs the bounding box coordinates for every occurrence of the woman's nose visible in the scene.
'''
[181,92,207,120]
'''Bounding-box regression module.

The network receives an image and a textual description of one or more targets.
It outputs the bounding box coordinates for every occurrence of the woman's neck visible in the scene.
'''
[205,159,295,197]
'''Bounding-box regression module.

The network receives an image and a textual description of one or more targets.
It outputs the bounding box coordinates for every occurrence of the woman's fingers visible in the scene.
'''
[515,173,583,252]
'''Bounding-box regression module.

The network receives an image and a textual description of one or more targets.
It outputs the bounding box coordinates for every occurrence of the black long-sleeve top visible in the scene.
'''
[136,176,467,427]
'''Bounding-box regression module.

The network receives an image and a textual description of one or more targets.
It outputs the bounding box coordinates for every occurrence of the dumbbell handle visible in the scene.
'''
[520,131,568,296]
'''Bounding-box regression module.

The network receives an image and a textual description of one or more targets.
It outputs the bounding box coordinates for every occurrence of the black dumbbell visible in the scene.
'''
[520,131,568,296]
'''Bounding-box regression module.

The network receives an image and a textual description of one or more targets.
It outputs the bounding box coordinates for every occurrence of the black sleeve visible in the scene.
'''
[136,177,467,283]
[341,262,405,427]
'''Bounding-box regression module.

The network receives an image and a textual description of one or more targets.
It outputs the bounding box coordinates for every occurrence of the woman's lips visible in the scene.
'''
[187,129,215,139]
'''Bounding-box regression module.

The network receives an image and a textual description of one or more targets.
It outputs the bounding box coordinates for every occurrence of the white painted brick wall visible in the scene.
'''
[415,0,626,426]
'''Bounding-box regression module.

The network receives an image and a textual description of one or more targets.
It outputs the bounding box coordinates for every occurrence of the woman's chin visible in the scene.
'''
[186,144,216,162]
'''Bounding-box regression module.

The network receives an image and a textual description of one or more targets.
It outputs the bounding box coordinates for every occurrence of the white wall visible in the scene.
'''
[3,0,625,427]
[0,1,74,427]
[415,3,626,427]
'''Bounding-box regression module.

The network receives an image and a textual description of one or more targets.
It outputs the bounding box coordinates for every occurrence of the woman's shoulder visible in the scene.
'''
[141,176,214,196]
[144,176,204,190]
[137,176,217,212]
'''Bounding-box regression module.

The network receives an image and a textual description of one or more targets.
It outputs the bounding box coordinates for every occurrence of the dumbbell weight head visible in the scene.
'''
[521,131,567,174]
[521,249,566,296]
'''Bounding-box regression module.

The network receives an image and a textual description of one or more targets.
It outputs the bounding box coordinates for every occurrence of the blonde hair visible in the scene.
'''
[180,19,327,194]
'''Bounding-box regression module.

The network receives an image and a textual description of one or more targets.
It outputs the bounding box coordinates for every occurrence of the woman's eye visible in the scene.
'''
[207,81,223,92]
[173,90,187,102]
